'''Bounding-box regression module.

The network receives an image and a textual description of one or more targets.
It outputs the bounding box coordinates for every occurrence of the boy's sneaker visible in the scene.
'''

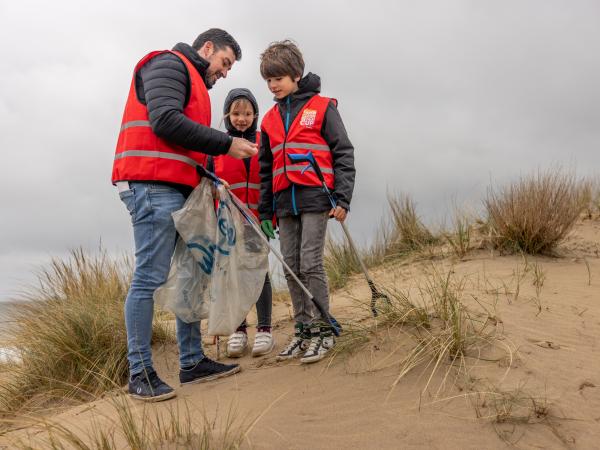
[252,329,275,357]
[128,369,176,402]
[300,324,336,364]
[227,330,248,358]
[276,323,310,361]
[179,357,241,385]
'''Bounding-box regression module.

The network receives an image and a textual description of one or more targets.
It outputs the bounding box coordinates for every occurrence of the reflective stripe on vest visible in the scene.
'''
[119,120,151,132]
[271,142,330,154]
[114,150,200,168]
[111,50,210,188]
[228,182,261,190]
[261,95,335,193]
[272,165,334,178]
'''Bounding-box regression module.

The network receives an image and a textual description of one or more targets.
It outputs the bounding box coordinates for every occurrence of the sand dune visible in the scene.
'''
[2,220,600,449]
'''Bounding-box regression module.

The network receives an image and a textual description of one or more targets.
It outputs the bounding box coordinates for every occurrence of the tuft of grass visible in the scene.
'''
[485,170,590,254]
[0,248,173,413]
[387,194,437,258]
[324,235,363,291]
[531,262,545,315]
[329,265,508,401]
[271,288,291,304]
[324,193,437,291]
[383,267,504,399]
[443,209,473,259]
[5,395,247,449]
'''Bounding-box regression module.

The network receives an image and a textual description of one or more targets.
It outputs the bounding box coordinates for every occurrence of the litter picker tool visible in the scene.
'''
[287,152,390,317]
[196,165,341,336]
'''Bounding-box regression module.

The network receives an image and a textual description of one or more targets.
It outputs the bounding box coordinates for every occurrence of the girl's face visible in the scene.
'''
[229,103,256,133]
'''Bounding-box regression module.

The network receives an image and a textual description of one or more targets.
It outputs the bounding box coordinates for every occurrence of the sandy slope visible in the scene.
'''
[2,221,600,449]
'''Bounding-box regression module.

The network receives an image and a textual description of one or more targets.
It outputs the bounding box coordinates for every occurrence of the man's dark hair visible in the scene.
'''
[260,40,304,80]
[192,28,242,61]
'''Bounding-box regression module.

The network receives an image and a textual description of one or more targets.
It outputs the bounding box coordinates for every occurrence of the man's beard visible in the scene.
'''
[204,71,216,89]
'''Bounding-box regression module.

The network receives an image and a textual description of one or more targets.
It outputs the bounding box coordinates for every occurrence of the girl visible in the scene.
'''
[210,88,274,357]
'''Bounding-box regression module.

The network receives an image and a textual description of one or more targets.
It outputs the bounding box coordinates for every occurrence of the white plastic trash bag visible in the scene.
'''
[154,178,269,336]
[154,239,211,323]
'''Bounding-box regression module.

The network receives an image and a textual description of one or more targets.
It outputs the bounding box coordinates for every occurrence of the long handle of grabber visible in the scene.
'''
[339,221,374,284]
[233,198,312,300]
[225,190,340,336]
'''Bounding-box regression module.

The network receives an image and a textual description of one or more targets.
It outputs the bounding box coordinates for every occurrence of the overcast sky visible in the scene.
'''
[1,0,600,300]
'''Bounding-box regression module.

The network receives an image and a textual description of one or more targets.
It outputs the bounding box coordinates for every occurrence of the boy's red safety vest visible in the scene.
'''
[112,50,210,188]
[260,95,335,193]
[213,132,262,218]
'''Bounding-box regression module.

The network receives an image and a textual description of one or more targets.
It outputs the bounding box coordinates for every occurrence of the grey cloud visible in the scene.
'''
[1,0,600,298]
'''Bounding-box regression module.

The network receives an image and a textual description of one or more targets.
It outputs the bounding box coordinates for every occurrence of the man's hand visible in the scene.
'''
[261,220,276,239]
[227,137,258,159]
[329,206,348,222]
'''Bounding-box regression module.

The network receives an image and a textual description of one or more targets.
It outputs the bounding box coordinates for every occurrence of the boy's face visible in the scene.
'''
[229,103,256,133]
[266,75,300,100]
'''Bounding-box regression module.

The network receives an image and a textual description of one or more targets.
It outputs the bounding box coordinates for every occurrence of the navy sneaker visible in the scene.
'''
[128,369,176,402]
[179,357,241,385]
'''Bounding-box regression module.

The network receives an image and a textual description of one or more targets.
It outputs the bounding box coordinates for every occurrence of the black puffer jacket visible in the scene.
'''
[135,42,232,156]
[258,73,356,220]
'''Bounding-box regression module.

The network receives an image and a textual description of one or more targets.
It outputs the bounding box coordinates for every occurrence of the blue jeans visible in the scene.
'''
[119,182,204,376]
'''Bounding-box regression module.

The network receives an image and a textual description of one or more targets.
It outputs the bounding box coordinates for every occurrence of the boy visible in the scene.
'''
[258,40,356,363]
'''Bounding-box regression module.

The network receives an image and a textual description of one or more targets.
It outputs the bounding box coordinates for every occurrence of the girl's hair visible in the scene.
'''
[228,97,255,114]
[260,40,304,80]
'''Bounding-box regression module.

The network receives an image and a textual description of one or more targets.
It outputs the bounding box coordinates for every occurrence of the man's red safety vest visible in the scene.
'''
[213,132,262,218]
[260,95,334,193]
[112,50,211,188]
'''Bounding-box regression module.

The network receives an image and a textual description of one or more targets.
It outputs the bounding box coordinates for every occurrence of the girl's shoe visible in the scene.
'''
[252,331,275,356]
[226,331,248,357]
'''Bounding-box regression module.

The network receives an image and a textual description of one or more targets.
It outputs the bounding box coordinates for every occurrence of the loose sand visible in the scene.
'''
[2,220,600,449]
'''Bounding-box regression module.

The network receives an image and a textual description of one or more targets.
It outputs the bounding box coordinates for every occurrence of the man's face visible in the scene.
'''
[266,75,300,100]
[203,44,236,88]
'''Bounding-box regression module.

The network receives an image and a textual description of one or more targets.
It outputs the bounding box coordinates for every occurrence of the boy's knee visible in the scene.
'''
[299,260,325,278]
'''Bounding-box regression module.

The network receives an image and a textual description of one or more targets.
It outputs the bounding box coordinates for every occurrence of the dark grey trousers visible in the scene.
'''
[278,212,330,325]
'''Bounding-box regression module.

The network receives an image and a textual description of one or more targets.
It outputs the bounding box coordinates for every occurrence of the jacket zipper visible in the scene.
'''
[282,97,298,215]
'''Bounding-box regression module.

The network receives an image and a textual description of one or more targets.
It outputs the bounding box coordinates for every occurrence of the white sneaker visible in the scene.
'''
[276,336,310,361]
[226,331,248,358]
[300,326,335,364]
[252,331,275,357]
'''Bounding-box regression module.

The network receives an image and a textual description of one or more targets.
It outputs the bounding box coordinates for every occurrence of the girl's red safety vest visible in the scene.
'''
[213,132,262,219]
[260,95,335,193]
[112,50,210,188]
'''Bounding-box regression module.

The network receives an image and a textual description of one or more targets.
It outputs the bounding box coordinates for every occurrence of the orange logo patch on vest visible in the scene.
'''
[300,109,317,128]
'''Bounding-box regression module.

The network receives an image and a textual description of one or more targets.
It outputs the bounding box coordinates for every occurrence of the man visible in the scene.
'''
[112,28,257,402]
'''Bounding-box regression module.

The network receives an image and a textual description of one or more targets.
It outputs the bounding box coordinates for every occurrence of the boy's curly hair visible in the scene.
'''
[260,40,304,80]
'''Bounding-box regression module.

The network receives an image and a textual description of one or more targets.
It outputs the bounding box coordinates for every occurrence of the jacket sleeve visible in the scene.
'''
[321,100,356,211]
[137,53,232,156]
[258,130,274,221]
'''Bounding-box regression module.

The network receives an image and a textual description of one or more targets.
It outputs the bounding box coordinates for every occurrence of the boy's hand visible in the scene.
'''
[228,137,258,159]
[261,220,276,239]
[329,206,347,222]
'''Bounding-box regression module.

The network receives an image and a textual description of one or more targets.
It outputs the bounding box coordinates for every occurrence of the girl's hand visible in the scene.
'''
[329,206,347,222]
